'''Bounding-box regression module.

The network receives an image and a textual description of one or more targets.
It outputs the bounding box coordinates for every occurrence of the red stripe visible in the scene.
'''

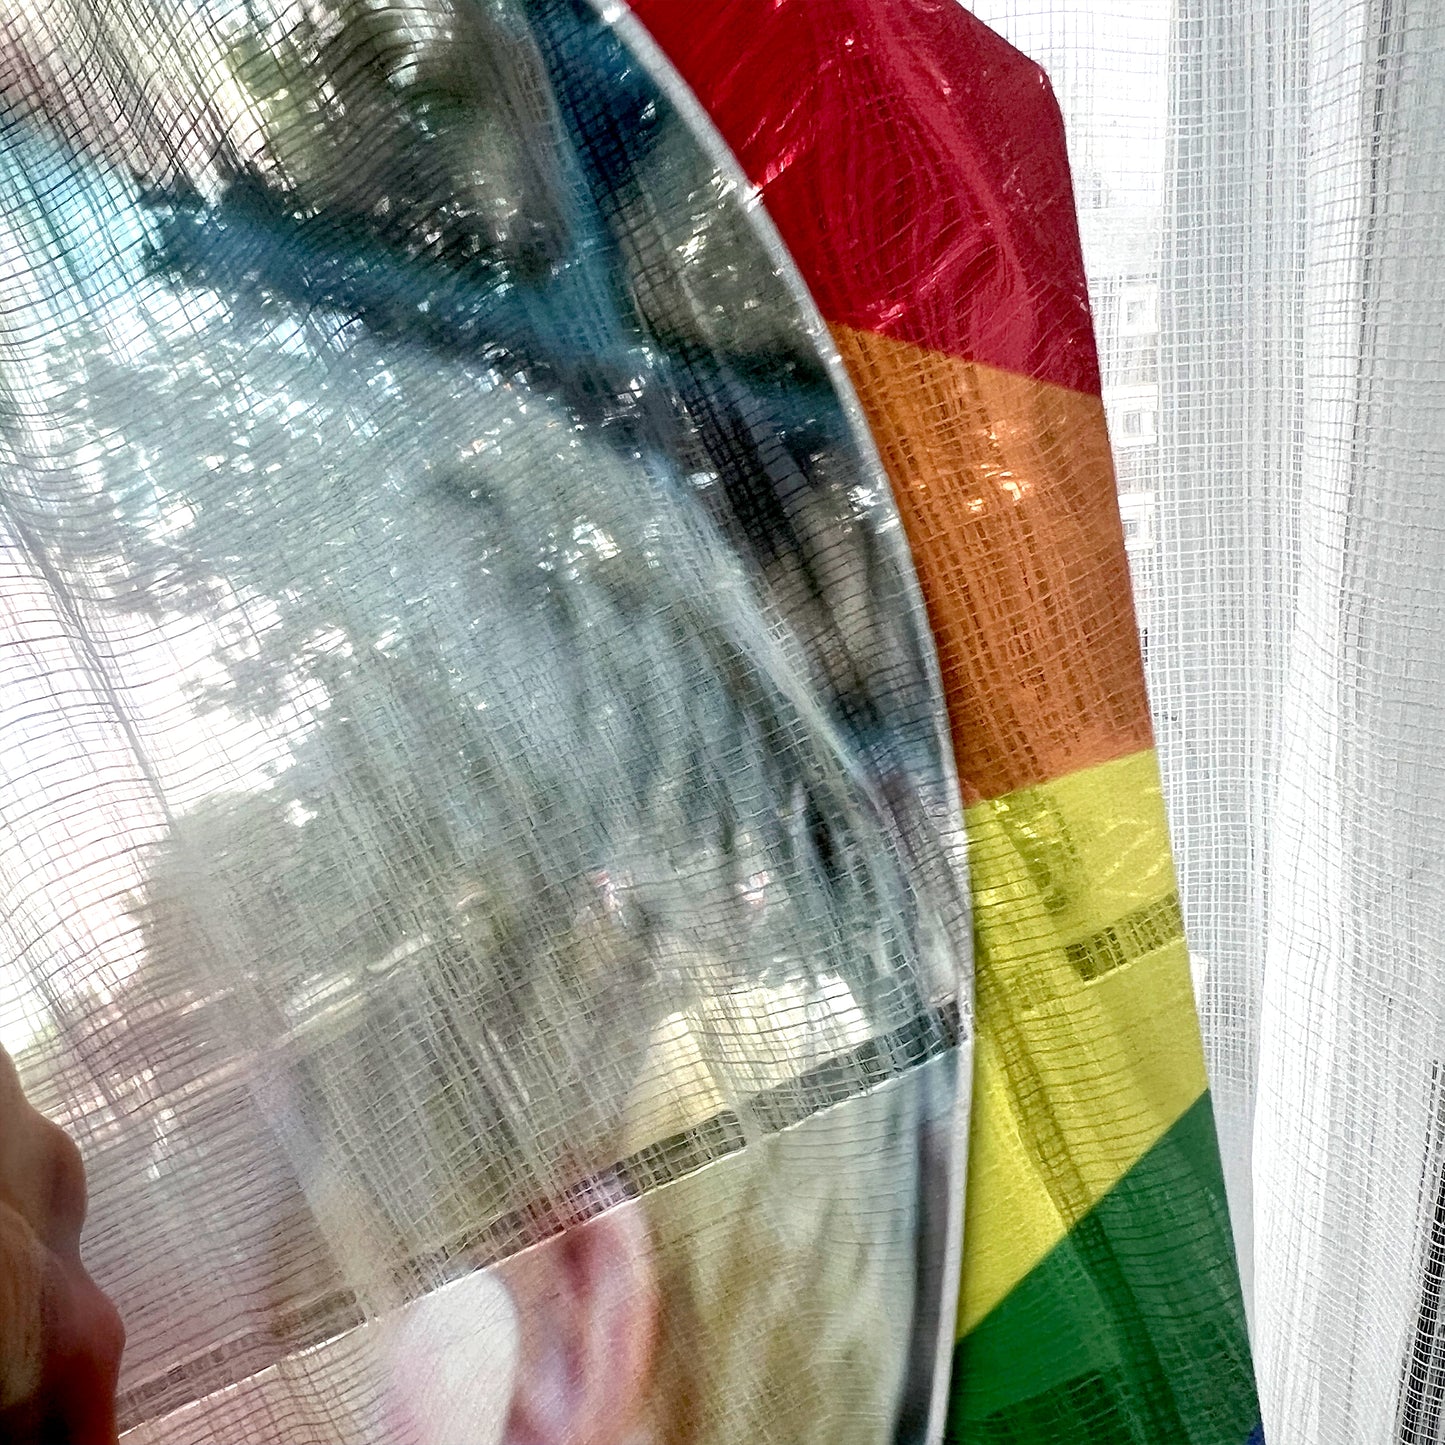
[632,0,1101,396]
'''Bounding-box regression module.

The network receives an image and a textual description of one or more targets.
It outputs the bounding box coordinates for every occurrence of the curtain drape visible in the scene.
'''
[969,2,1445,1441]
[0,4,976,1440]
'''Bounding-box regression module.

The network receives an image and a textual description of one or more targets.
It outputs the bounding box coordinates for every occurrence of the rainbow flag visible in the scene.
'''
[632,3,1262,1439]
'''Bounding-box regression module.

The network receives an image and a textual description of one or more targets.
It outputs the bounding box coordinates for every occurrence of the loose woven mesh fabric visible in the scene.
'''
[0,2,975,1440]
[970,1,1445,1441]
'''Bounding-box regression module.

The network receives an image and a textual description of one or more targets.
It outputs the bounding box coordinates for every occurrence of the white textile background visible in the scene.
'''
[964,2,1445,1441]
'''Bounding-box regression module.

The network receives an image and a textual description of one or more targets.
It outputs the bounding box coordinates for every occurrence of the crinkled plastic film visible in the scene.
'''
[0,2,974,1441]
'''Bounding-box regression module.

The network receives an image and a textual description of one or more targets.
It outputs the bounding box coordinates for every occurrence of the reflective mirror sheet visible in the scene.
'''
[0,1,972,1440]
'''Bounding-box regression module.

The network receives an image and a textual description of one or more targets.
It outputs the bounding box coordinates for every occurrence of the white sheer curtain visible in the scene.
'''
[967,3,1445,1441]
[0,6,973,1439]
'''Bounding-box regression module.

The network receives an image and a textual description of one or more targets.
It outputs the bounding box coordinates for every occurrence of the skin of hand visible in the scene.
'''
[0,1048,124,1444]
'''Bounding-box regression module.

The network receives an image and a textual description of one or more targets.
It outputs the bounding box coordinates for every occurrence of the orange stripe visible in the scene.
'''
[832,326,1153,802]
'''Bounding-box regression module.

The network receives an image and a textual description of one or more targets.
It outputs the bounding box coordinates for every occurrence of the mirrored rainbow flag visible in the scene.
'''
[634,3,1263,1439]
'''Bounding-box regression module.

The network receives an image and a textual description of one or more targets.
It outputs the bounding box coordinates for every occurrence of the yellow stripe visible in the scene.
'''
[957,748,1208,1338]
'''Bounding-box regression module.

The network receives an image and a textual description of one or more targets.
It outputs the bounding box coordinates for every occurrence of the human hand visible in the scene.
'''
[0,1050,124,1443]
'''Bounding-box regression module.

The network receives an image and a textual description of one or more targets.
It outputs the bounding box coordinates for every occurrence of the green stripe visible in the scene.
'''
[948,1092,1259,1444]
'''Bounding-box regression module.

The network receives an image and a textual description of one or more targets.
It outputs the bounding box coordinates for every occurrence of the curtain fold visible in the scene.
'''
[1254,4,1445,1440]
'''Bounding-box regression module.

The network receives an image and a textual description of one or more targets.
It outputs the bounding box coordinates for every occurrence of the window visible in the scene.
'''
[1118,285,1158,338]
[1117,491,1156,554]
[1105,384,1159,448]
[1121,408,1156,439]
